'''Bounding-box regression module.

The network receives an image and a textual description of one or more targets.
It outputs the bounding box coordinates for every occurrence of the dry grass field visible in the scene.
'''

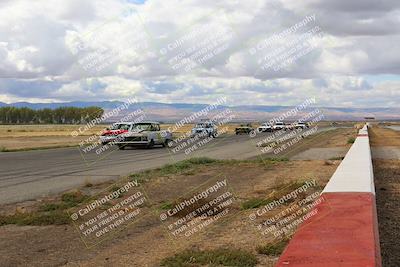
[0,124,105,151]
[0,123,244,151]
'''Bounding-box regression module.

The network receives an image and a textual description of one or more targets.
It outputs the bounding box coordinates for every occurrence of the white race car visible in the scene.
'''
[294,121,310,129]
[273,122,286,131]
[114,122,172,149]
[258,123,273,132]
[191,121,218,137]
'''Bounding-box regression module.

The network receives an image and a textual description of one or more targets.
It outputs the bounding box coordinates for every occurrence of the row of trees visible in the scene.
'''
[0,106,104,124]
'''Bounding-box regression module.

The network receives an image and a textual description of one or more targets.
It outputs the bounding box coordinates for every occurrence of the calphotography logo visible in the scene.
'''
[158,177,238,242]
[68,179,149,247]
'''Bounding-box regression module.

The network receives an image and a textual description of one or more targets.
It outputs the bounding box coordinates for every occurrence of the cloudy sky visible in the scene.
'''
[0,0,399,107]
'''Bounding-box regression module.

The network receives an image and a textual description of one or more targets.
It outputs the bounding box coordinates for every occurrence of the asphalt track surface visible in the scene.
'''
[0,127,335,204]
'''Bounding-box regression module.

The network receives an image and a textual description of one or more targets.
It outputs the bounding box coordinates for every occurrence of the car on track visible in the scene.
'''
[114,121,172,149]
[235,123,255,135]
[272,121,286,131]
[191,121,218,137]
[257,123,273,132]
[100,122,133,145]
[294,121,310,129]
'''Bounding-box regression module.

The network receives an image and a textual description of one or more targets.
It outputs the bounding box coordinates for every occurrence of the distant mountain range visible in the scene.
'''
[1,101,399,121]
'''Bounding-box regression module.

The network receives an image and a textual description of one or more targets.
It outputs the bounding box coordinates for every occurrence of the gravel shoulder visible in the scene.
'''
[370,127,400,266]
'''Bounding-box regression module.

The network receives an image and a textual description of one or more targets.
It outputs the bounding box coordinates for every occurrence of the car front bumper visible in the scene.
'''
[100,135,118,143]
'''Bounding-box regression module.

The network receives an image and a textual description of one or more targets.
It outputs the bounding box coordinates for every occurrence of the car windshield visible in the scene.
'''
[132,123,152,131]
[110,123,130,130]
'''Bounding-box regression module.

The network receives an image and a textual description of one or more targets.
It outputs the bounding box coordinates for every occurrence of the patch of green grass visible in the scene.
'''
[128,157,289,184]
[256,239,289,256]
[129,157,220,182]
[159,201,174,210]
[347,137,356,144]
[40,191,88,211]
[61,191,89,206]
[38,203,66,211]
[157,157,219,176]
[160,248,258,267]
[0,210,70,226]
[241,198,273,210]
[329,156,344,160]
[0,190,89,226]
[0,146,9,152]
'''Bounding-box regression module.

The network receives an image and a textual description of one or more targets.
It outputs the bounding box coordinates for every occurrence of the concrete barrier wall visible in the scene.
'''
[275,124,382,267]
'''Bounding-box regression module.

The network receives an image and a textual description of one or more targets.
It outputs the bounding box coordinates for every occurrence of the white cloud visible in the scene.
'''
[0,0,399,107]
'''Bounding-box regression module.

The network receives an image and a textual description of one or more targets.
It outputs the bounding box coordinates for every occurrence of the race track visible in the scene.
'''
[0,127,334,204]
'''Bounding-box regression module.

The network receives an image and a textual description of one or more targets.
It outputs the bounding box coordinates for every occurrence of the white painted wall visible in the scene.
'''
[323,125,375,194]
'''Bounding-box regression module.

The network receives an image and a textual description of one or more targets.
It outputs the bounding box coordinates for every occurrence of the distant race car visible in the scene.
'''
[191,121,218,137]
[257,123,273,132]
[235,124,255,135]
[114,121,173,149]
[100,122,133,145]
[294,121,310,129]
[272,122,286,131]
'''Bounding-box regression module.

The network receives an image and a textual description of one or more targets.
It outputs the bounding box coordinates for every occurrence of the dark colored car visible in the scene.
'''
[235,124,255,135]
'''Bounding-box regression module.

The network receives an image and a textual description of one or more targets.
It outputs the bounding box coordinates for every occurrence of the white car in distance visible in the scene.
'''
[258,123,273,132]
[294,121,310,129]
[191,122,218,137]
[273,122,286,131]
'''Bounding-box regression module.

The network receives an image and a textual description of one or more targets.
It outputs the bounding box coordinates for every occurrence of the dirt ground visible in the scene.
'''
[374,160,400,267]
[370,126,400,147]
[290,127,355,160]
[370,126,400,267]
[279,127,355,160]
[0,159,339,267]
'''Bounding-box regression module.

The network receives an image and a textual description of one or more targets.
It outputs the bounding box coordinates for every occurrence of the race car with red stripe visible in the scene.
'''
[100,122,132,145]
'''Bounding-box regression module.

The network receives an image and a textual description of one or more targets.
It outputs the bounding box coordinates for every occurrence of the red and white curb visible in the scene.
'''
[275,124,382,267]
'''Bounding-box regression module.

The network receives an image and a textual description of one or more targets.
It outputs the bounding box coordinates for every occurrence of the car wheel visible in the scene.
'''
[147,140,154,149]
[118,144,125,150]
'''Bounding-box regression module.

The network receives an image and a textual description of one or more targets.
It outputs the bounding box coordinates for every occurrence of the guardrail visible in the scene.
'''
[275,124,382,267]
